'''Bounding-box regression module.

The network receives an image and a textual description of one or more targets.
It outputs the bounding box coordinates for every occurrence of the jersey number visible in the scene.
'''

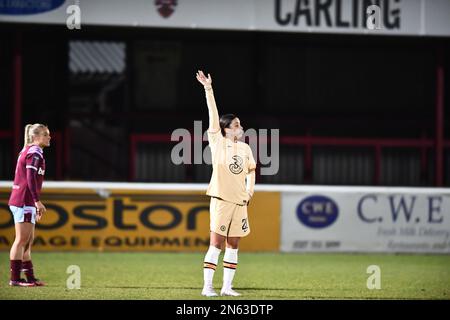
[241,218,248,232]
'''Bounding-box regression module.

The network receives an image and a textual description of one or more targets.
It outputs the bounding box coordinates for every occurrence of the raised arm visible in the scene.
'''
[196,70,220,132]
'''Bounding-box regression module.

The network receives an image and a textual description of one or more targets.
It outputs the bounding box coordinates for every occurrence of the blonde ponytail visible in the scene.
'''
[24,124,33,148]
[23,123,48,148]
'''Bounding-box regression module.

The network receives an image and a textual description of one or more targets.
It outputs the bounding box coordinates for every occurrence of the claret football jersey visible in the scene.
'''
[9,145,46,207]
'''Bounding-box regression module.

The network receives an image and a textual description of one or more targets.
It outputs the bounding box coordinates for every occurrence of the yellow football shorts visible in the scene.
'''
[209,197,250,238]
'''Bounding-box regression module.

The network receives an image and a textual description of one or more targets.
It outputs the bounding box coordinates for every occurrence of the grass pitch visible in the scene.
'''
[0,252,449,300]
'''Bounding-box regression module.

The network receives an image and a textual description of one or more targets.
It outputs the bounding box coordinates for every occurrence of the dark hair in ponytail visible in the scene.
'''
[219,114,237,137]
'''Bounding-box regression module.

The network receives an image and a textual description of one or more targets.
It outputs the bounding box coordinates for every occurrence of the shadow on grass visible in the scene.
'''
[100,286,313,291]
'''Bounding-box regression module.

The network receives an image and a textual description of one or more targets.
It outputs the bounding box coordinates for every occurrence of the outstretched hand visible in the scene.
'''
[196,70,212,87]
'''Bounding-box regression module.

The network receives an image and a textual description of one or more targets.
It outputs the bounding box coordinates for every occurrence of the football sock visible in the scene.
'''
[22,260,35,281]
[222,248,238,290]
[10,260,22,281]
[203,245,221,288]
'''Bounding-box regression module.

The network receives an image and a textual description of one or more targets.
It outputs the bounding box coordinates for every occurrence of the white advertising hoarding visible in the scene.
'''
[0,0,449,37]
[281,187,450,253]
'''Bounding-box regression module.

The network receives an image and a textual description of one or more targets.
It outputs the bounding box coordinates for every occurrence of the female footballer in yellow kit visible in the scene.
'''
[196,70,256,297]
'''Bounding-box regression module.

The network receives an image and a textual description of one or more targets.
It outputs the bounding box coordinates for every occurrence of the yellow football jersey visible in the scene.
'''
[206,129,256,205]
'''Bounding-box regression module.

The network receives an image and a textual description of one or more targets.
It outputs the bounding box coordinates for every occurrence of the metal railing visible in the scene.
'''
[129,133,450,186]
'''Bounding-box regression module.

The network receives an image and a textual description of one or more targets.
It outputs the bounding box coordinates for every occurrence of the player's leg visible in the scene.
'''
[202,197,230,297]
[9,206,35,286]
[22,225,45,286]
[220,204,250,296]
[202,231,225,296]
[221,237,241,296]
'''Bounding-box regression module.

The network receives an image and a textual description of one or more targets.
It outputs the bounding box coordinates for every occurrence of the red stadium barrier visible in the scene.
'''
[2,130,448,185]
[129,133,450,186]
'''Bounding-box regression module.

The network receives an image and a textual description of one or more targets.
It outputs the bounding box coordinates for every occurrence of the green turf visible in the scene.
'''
[0,252,449,300]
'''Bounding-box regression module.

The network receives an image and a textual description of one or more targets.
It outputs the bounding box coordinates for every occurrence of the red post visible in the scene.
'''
[13,32,23,156]
[435,47,444,187]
